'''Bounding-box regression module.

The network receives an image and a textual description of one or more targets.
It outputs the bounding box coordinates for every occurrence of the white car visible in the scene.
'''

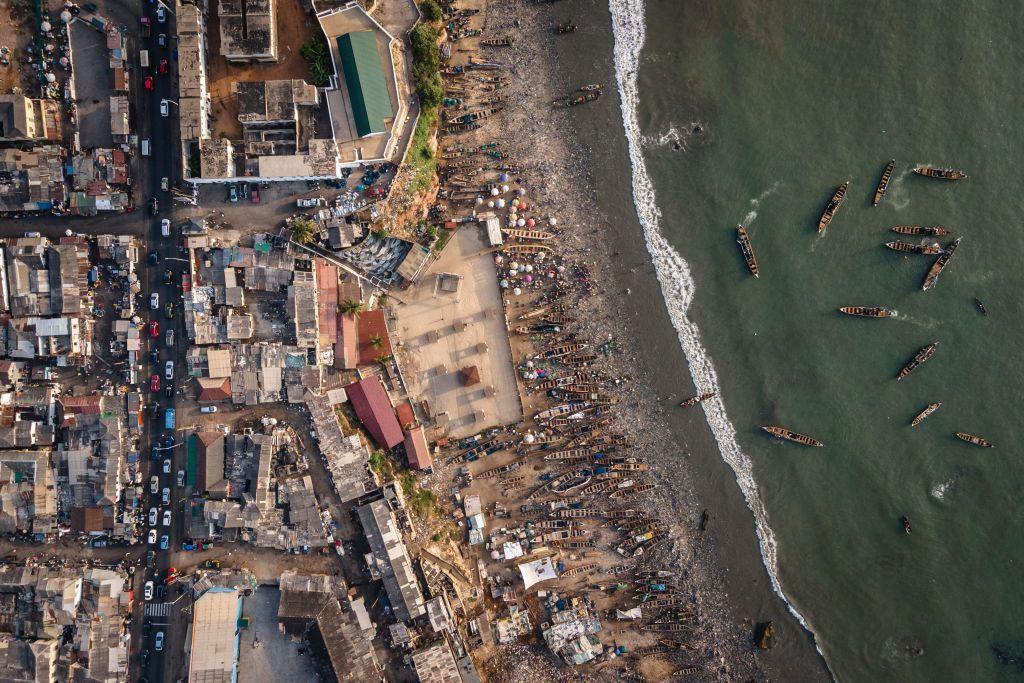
[150,475,159,494]
[155,6,166,22]
[162,458,171,474]
[144,580,154,601]
[148,507,158,526]
[161,487,170,505]
[162,510,171,527]
[155,631,164,651]
[200,406,218,414]
[147,529,157,544]
[176,470,185,487]
[164,360,174,380]
[160,177,169,192]
[150,292,159,309]
[160,99,169,117]
[166,330,175,347]
[160,218,171,237]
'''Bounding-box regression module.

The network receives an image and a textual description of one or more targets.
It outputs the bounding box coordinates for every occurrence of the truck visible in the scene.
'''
[140,50,149,68]
[164,408,175,430]
[141,139,151,156]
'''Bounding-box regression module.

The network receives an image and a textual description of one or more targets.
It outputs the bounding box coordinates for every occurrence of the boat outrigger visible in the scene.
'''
[580,84,602,92]
[901,516,912,534]
[914,166,967,180]
[839,306,896,318]
[679,392,715,408]
[736,226,759,277]
[556,22,577,34]
[921,237,961,291]
[955,432,994,448]
[975,298,988,315]
[873,159,895,206]
[911,402,941,427]
[446,107,501,125]
[886,240,944,255]
[761,425,823,447]
[817,182,849,234]
[891,225,949,237]
[897,342,937,381]
[480,37,513,47]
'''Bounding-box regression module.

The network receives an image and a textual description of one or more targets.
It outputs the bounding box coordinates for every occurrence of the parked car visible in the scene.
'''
[181,542,195,551]
[228,185,238,203]
[149,321,159,337]
[150,374,160,392]
[154,631,164,651]
[147,529,157,544]
[159,99,169,117]
[165,330,174,347]
[150,476,159,494]
[162,510,171,527]
[164,302,174,319]
[148,507,158,526]
[162,458,171,474]
[250,186,260,204]
[144,75,154,90]
[149,348,159,364]
[146,550,156,568]
[157,33,166,47]
[159,535,169,550]
[161,488,170,505]
[144,581,154,601]
[176,470,185,487]
[201,559,221,569]
[200,406,218,414]
[150,292,159,309]
[163,269,173,285]
[158,58,168,74]
[149,197,159,215]
[164,361,174,380]
[160,218,170,236]
[155,5,165,22]
[239,183,248,199]
[164,384,173,399]
[148,250,159,265]
[160,177,169,191]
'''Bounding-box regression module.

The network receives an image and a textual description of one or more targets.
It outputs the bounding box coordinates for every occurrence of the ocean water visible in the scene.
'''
[611,0,1024,680]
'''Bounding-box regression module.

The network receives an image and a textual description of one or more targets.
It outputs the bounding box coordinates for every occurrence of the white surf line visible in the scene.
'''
[606,0,830,666]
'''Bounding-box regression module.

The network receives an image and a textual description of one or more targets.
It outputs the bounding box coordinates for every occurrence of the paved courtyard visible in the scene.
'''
[394,226,522,439]
[237,587,319,683]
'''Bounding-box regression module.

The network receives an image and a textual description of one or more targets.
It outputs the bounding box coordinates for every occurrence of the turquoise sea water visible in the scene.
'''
[632,1,1024,680]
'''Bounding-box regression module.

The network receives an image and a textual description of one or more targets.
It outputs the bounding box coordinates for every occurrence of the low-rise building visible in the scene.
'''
[188,587,242,683]
[356,497,424,622]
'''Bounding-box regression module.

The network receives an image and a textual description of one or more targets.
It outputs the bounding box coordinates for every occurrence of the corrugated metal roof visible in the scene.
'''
[337,31,393,137]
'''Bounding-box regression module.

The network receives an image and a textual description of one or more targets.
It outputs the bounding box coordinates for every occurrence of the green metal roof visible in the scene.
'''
[337,31,393,137]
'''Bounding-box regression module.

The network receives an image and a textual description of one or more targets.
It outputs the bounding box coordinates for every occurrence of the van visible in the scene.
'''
[141,139,151,156]
[140,50,149,68]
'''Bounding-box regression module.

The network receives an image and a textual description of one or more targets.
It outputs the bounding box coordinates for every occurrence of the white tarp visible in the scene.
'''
[502,541,524,560]
[519,557,558,589]
[615,607,642,620]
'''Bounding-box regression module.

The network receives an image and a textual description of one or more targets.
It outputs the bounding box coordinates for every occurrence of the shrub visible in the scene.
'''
[419,0,442,22]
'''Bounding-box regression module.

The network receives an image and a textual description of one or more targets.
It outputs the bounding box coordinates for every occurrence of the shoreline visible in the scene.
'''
[448,0,832,679]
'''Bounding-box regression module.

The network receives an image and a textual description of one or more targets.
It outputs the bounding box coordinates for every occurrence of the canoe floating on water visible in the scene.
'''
[891,225,950,237]
[817,182,849,234]
[897,342,938,381]
[761,425,823,447]
[955,432,994,448]
[921,237,961,291]
[886,240,944,255]
[911,402,942,427]
[914,166,967,180]
[736,225,759,277]
[873,159,895,206]
[839,306,896,318]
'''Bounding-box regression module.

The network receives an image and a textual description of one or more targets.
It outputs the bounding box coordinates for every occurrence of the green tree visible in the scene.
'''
[419,0,442,22]
[291,217,315,244]
[369,334,383,349]
[374,353,391,367]
[340,298,363,317]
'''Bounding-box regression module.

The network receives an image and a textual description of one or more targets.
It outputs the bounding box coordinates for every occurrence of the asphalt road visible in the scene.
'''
[132,2,189,681]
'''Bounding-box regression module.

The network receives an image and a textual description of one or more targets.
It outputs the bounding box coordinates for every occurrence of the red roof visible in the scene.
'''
[357,310,393,366]
[197,377,232,402]
[345,376,403,449]
[395,401,415,431]
[404,425,432,470]
[316,260,338,346]
[335,313,358,370]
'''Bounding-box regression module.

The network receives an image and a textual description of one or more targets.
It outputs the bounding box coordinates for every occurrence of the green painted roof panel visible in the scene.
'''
[337,31,393,137]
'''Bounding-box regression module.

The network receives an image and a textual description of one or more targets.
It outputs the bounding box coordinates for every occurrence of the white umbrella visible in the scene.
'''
[490,187,499,197]
[549,217,558,226]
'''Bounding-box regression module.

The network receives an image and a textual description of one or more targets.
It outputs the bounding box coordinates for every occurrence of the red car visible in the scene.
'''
[150,374,161,392]
[250,186,260,204]
[158,59,168,74]
[149,321,159,337]
[363,187,384,198]
[144,75,154,91]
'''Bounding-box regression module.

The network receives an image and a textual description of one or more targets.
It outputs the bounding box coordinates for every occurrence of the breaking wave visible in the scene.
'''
[607,0,830,667]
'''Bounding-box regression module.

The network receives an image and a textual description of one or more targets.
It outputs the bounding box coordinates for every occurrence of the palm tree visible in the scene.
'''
[369,334,383,349]
[291,217,315,244]
[340,299,362,317]
[374,354,391,367]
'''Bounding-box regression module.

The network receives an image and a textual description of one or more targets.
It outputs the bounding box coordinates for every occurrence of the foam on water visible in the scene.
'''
[606,0,830,665]
[743,182,782,226]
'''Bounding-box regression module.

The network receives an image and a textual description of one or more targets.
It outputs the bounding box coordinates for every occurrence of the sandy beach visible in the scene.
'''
[428,0,824,679]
